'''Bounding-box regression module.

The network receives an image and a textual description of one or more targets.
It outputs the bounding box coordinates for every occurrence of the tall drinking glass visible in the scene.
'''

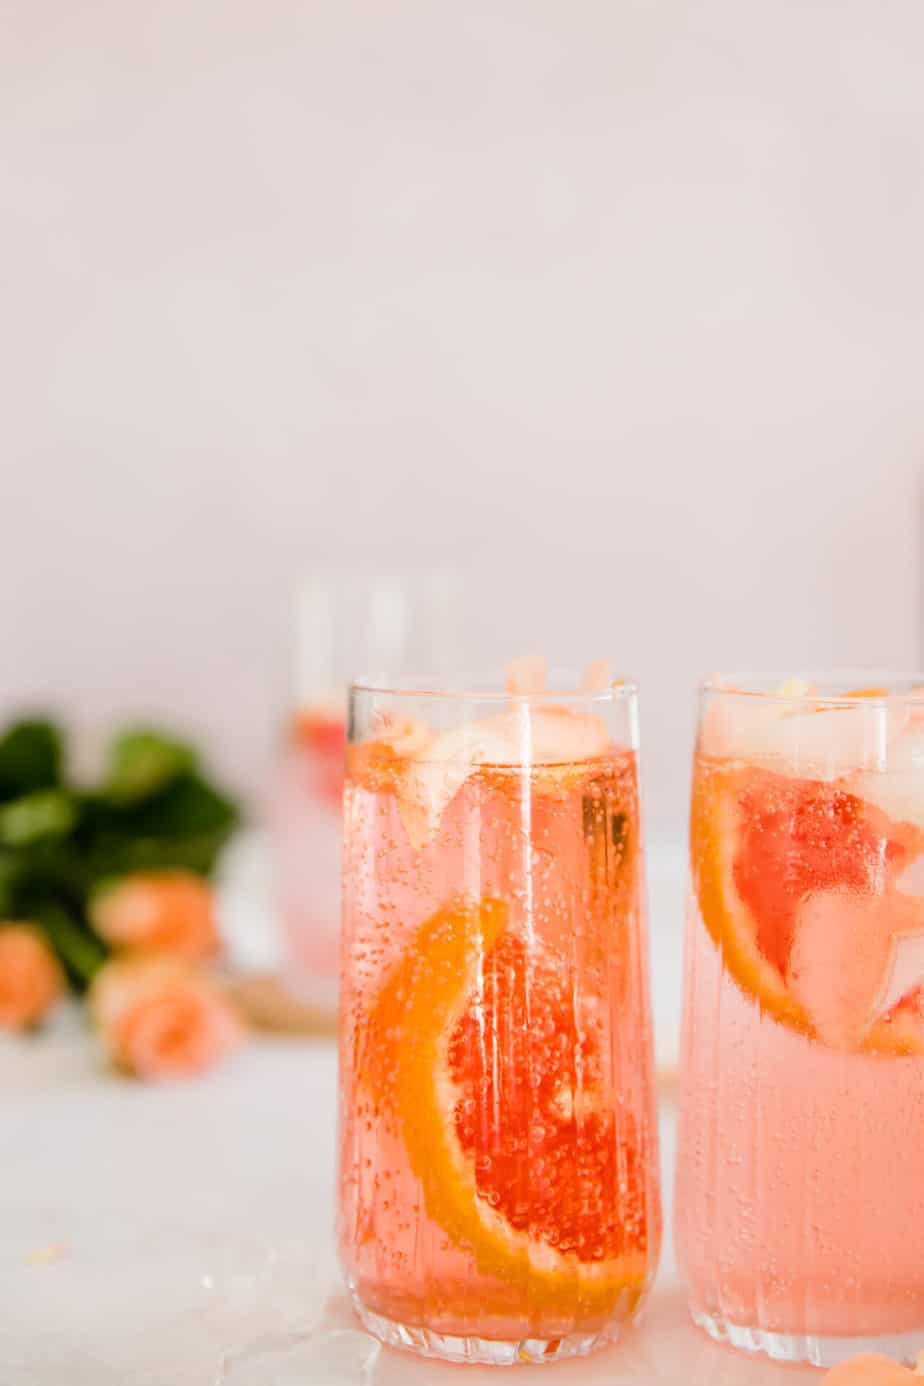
[338,668,661,1364]
[271,572,457,1007]
[676,674,924,1367]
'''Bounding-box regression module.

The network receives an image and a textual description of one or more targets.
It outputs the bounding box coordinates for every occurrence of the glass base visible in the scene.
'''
[352,1295,621,1366]
[693,1306,924,1368]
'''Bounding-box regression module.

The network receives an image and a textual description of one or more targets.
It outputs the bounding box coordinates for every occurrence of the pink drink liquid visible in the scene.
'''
[272,709,345,996]
[338,736,660,1361]
[676,751,924,1354]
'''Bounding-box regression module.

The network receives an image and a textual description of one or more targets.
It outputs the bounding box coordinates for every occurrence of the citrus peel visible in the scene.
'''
[691,762,924,1051]
[823,1352,924,1383]
[362,898,649,1321]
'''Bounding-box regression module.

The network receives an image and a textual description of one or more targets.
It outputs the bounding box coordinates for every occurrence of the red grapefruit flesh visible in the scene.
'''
[691,762,924,1048]
[364,900,652,1323]
[449,930,646,1268]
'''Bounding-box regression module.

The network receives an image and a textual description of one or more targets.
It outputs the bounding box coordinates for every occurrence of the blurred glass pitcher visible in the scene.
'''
[270,570,461,1009]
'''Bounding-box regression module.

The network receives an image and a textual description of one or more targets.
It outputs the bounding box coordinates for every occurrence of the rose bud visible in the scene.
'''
[90,870,220,963]
[0,925,64,1030]
[90,957,244,1079]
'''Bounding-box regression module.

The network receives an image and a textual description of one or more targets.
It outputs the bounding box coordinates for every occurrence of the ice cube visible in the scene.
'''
[852,719,924,828]
[698,682,809,761]
[398,707,610,848]
[702,685,905,777]
[522,705,610,763]
[788,890,924,1048]
[219,1329,380,1386]
[771,705,895,775]
[199,1240,329,1350]
[877,929,924,1017]
[370,715,434,758]
[398,718,516,849]
[787,889,896,1050]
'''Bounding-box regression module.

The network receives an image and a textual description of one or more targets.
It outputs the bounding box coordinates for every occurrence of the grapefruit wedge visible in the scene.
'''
[823,1355,924,1385]
[691,762,924,1049]
[362,899,651,1324]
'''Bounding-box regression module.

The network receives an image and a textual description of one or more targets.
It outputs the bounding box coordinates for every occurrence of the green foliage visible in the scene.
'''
[0,721,62,798]
[81,773,238,879]
[0,717,240,990]
[0,789,77,847]
[35,904,107,989]
[101,729,197,806]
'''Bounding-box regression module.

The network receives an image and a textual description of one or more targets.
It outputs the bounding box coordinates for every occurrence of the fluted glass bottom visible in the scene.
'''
[693,1306,924,1369]
[352,1293,624,1366]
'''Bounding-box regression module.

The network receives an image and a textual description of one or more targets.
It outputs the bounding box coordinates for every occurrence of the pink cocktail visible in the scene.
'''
[272,705,346,1000]
[676,676,924,1367]
[272,572,460,1004]
[338,667,661,1364]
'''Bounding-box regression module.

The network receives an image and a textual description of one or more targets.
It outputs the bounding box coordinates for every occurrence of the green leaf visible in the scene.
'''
[0,851,23,915]
[83,773,239,880]
[0,721,62,800]
[103,730,197,806]
[0,789,77,847]
[13,840,89,912]
[127,773,237,839]
[35,904,108,989]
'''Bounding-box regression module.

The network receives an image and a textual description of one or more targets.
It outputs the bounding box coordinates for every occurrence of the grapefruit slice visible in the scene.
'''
[823,1355,923,1385]
[363,899,651,1323]
[691,762,924,1046]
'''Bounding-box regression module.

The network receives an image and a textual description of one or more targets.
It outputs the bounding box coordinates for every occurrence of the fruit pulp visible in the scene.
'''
[676,750,924,1352]
[338,736,660,1359]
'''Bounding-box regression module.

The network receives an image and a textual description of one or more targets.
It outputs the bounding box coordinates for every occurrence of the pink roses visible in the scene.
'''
[0,926,63,1029]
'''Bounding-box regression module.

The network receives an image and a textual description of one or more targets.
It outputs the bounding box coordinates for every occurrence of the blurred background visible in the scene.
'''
[5,14,924,1378]
[3,0,922,841]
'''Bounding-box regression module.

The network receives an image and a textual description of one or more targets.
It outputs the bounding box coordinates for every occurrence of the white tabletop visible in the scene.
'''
[4,1015,822,1386]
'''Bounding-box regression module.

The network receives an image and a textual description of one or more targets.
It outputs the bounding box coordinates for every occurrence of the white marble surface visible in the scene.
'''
[3,1017,822,1386]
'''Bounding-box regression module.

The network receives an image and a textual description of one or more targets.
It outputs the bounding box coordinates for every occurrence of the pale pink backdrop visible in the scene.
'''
[2,0,922,834]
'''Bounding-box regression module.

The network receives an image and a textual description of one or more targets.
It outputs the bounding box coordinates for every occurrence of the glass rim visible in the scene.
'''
[701,671,924,707]
[350,668,639,704]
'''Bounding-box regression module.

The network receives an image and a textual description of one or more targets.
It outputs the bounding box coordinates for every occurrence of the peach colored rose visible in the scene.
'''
[90,958,244,1079]
[0,925,64,1029]
[90,870,220,963]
